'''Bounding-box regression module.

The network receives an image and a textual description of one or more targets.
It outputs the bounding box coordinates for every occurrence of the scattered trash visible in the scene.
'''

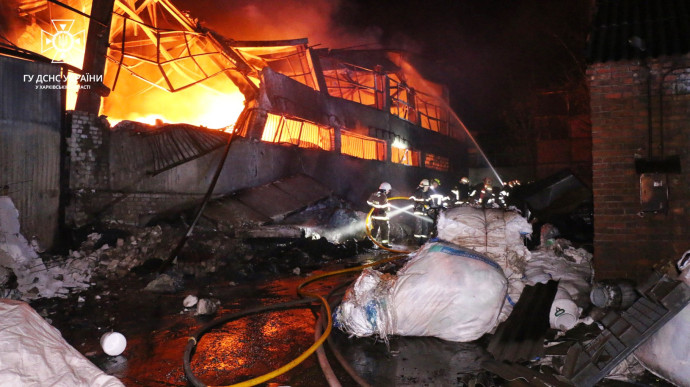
[183,294,198,308]
[550,287,580,331]
[144,274,182,293]
[563,265,690,387]
[525,238,593,329]
[195,298,221,316]
[101,332,127,356]
[590,279,638,309]
[487,281,558,362]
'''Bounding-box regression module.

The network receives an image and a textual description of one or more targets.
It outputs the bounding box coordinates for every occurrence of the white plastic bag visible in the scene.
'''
[0,299,124,386]
[335,241,507,342]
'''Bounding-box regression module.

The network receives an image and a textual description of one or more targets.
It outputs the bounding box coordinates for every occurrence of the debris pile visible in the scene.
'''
[525,237,594,330]
[1,196,93,300]
[0,195,176,301]
[281,196,368,243]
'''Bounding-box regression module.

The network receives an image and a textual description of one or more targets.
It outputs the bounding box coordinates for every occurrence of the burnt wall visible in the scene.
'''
[65,112,451,226]
[587,55,690,281]
[0,56,62,249]
[260,68,470,176]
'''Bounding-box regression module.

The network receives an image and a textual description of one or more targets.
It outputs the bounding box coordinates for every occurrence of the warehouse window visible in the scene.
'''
[424,153,449,171]
[261,113,334,151]
[341,130,386,161]
[391,145,420,166]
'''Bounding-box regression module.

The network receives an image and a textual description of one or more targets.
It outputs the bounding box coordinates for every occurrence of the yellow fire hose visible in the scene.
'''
[183,197,414,386]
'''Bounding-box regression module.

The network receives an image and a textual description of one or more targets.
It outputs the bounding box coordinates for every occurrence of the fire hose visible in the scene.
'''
[183,198,414,386]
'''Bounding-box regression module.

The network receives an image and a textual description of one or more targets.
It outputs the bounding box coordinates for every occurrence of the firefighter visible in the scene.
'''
[367,182,392,248]
[450,177,471,206]
[409,179,431,245]
[497,182,510,208]
[427,179,449,236]
[503,179,522,209]
[471,177,495,207]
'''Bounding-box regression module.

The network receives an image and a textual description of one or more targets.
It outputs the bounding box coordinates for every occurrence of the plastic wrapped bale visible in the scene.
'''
[334,241,507,342]
[634,252,690,386]
[0,299,124,386]
[435,206,532,321]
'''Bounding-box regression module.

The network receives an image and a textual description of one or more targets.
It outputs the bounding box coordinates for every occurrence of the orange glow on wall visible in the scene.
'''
[340,130,386,161]
[424,153,450,171]
[261,113,334,150]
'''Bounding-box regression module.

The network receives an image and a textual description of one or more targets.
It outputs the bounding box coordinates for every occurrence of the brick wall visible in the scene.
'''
[65,112,207,227]
[587,55,690,281]
[67,111,109,188]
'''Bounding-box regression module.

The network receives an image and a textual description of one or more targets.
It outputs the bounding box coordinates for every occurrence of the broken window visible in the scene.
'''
[322,62,378,107]
[340,130,386,161]
[391,146,420,166]
[424,153,450,171]
[389,76,414,122]
[236,45,316,90]
[261,113,334,151]
[416,92,449,135]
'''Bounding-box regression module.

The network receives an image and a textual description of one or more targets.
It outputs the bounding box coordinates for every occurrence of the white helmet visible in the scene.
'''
[379,182,392,191]
[420,179,430,187]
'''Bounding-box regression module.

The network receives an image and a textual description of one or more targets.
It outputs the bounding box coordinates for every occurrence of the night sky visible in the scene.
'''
[173,0,593,134]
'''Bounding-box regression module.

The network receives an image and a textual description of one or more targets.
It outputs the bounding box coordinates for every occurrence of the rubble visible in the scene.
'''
[195,298,221,316]
[183,294,199,308]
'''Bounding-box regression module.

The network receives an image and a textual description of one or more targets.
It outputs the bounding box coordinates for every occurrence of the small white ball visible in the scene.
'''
[100,332,127,356]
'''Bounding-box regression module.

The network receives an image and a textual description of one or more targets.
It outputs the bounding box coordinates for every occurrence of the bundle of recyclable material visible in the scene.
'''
[436,206,532,321]
[334,241,507,342]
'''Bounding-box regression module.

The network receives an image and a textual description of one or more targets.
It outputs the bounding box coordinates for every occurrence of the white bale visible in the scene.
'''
[0,299,124,386]
[335,241,507,342]
[436,207,532,322]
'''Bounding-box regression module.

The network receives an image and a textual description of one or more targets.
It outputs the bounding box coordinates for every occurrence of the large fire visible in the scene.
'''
[101,69,247,130]
[2,0,248,130]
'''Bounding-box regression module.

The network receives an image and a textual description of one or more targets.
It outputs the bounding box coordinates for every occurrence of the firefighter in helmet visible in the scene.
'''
[451,176,471,207]
[409,179,432,245]
[427,178,449,236]
[367,182,392,248]
[470,177,496,207]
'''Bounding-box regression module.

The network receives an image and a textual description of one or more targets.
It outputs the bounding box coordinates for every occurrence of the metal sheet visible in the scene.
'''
[0,55,62,248]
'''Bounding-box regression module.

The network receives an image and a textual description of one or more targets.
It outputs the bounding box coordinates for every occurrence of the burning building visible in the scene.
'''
[1,0,476,250]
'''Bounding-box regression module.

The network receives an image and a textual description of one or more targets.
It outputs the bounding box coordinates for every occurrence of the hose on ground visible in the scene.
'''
[365,196,414,254]
[183,200,415,386]
[183,297,321,387]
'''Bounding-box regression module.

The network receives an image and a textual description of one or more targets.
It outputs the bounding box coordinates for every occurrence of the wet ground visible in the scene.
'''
[28,238,674,387]
[28,244,411,386]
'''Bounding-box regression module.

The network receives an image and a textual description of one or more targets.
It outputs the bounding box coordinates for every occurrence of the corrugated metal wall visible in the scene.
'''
[0,55,62,249]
